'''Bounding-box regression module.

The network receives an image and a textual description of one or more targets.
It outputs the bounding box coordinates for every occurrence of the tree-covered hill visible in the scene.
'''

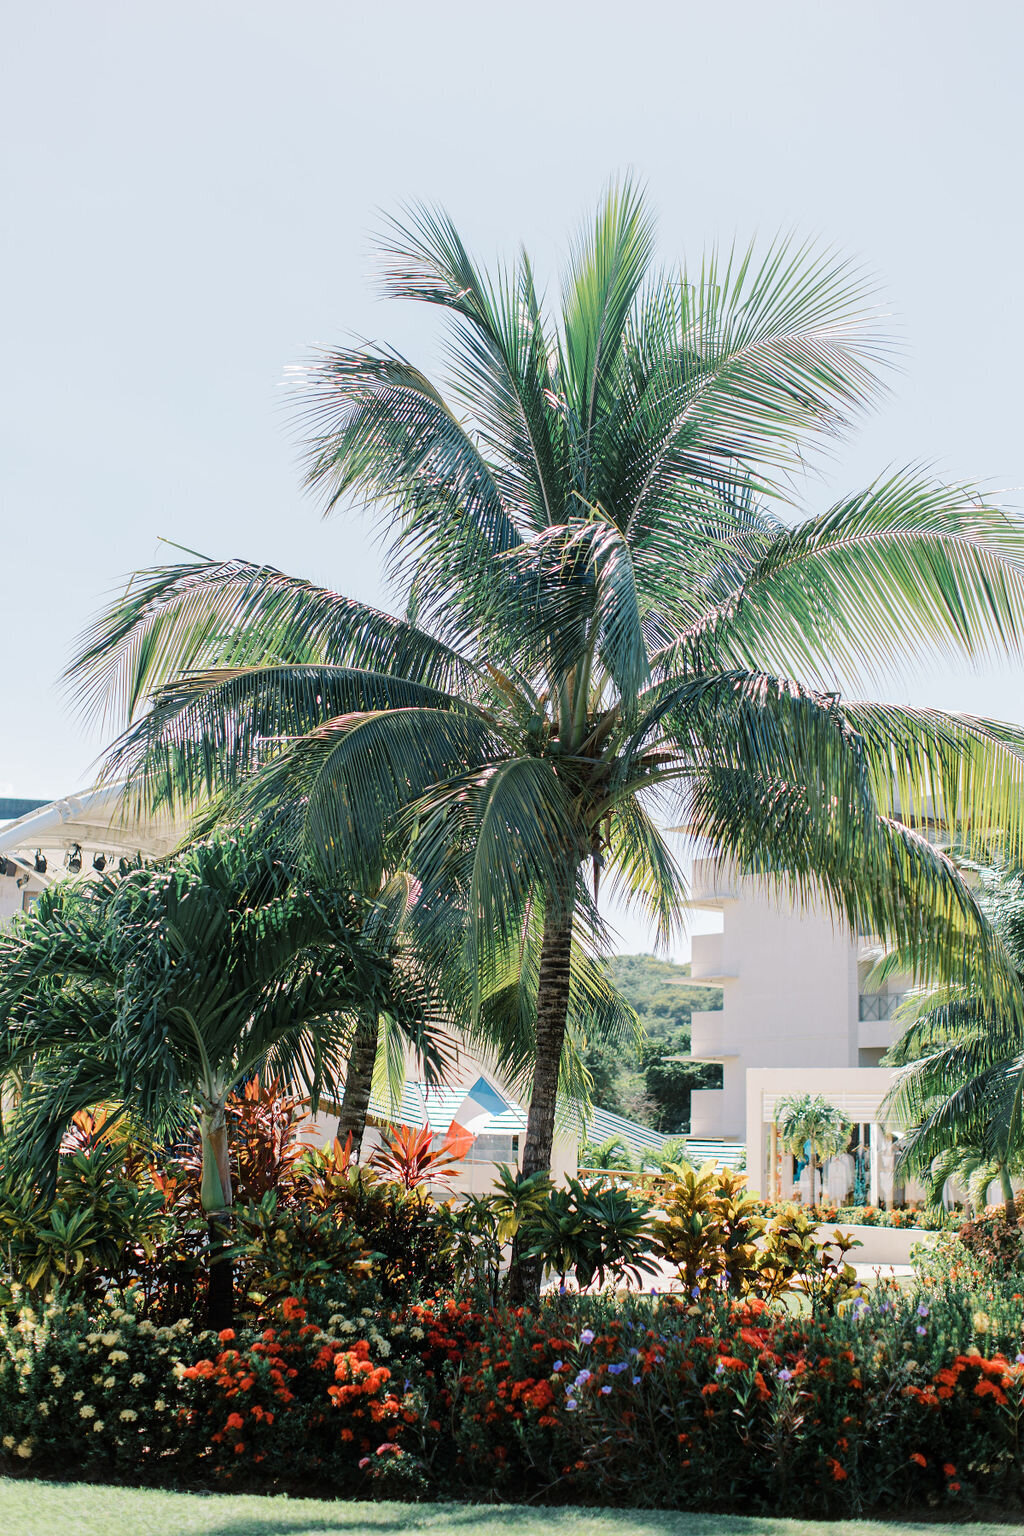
[582,955,724,1134]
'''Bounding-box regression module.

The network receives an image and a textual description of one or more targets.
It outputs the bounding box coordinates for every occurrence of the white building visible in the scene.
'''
[687,858,910,1204]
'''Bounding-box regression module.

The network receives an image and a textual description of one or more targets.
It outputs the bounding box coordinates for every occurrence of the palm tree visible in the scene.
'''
[67,183,1024,1292]
[886,866,1024,1222]
[917,1139,1023,1219]
[0,833,395,1324]
[774,1093,852,1208]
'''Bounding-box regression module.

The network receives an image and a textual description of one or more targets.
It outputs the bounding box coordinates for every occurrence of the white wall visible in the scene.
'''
[689,878,861,1139]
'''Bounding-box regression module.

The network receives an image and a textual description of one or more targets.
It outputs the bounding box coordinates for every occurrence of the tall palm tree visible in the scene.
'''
[0,833,395,1323]
[67,182,1024,1272]
[774,1092,852,1208]
[886,865,1024,1222]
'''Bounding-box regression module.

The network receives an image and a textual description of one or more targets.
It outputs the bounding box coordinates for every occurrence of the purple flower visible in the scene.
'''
[580,1328,595,1346]
[777,1369,793,1382]
[917,1304,930,1318]
[632,1375,642,1385]
[600,1385,612,1395]
[1017,1353,1024,1366]
[916,1326,927,1336]
[552,1360,563,1373]
[575,1369,591,1387]
[608,1363,628,1375]
[566,1398,578,1411]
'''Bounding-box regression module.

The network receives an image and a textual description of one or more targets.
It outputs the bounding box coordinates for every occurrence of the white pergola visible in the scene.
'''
[0,784,187,880]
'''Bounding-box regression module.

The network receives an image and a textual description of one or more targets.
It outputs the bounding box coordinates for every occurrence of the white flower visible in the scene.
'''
[15,1441,32,1459]
[119,1409,137,1423]
[108,1350,128,1364]
[79,1404,96,1419]
[37,1402,49,1418]
[375,1339,392,1358]
[103,1377,115,1389]
[85,1333,101,1345]
[130,1373,145,1387]
[154,1399,166,1412]
[50,1368,65,1387]
[100,1332,119,1347]
[137,1320,156,1336]
[93,1421,104,1434]
[72,1391,84,1402]
[409,1326,425,1341]
[2,1436,14,1450]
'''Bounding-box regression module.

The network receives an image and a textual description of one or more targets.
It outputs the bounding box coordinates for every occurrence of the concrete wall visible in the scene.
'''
[689,875,861,1139]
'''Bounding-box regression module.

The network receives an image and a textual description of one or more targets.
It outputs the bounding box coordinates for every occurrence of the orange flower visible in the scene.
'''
[943,1463,956,1477]
[826,1457,847,1482]
[910,1453,927,1468]
[234,1442,246,1455]
[225,1413,244,1431]
[218,1328,236,1343]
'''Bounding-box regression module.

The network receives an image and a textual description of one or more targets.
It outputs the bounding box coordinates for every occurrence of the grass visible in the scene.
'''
[2,1482,1021,1536]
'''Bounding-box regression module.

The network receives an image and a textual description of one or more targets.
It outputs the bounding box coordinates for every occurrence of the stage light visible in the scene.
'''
[33,850,46,874]
[66,843,82,874]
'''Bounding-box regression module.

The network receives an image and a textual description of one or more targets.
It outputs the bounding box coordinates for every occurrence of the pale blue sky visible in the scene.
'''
[2,1,1022,953]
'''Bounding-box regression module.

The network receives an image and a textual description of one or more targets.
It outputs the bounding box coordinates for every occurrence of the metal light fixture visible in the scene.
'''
[92,852,107,872]
[33,850,46,874]
[66,843,82,874]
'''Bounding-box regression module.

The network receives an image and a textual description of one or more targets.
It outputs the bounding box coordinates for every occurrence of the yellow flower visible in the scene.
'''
[973,1311,992,1335]
[154,1399,166,1412]
[2,1436,14,1450]
[93,1421,104,1434]
[79,1405,96,1419]
[119,1409,137,1423]
[108,1349,128,1364]
[100,1332,119,1347]
[103,1377,115,1389]
[15,1441,32,1459]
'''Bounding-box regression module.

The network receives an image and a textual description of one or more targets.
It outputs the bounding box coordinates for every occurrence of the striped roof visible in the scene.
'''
[363,1075,745,1171]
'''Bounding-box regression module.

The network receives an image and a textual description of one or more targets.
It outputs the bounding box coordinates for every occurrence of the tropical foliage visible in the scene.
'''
[64,183,1024,1274]
[887,865,1024,1221]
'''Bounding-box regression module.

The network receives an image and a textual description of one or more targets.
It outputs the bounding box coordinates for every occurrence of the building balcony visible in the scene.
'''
[689,931,737,982]
[689,1011,739,1061]
[688,857,739,908]
[858,992,907,1022]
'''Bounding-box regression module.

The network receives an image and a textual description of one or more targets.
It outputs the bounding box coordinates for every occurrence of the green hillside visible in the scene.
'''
[583,954,723,1135]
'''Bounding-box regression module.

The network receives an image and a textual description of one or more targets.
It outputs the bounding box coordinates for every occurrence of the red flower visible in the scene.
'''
[910,1453,927,1468]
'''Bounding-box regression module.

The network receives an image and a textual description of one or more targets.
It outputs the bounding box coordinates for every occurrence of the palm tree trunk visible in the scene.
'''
[999,1165,1017,1224]
[337,1013,379,1159]
[510,891,576,1304]
[808,1147,817,1211]
[200,1101,234,1332]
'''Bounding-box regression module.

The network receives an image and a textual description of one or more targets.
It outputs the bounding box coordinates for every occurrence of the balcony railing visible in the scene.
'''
[858,992,907,1022]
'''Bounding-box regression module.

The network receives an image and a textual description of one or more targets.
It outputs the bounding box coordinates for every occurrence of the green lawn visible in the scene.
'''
[1,1482,1020,1536]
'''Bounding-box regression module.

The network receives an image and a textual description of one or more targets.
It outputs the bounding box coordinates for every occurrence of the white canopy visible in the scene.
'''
[0,783,186,868]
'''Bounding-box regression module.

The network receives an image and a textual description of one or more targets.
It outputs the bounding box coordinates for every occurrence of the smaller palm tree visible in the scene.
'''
[885,864,1024,1224]
[774,1093,852,1209]
[0,833,394,1325]
[918,1140,1022,1219]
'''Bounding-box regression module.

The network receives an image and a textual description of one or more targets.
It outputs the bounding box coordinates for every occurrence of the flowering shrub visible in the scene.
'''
[0,1287,203,1474]
[178,1295,422,1488]
[8,1275,1024,1513]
